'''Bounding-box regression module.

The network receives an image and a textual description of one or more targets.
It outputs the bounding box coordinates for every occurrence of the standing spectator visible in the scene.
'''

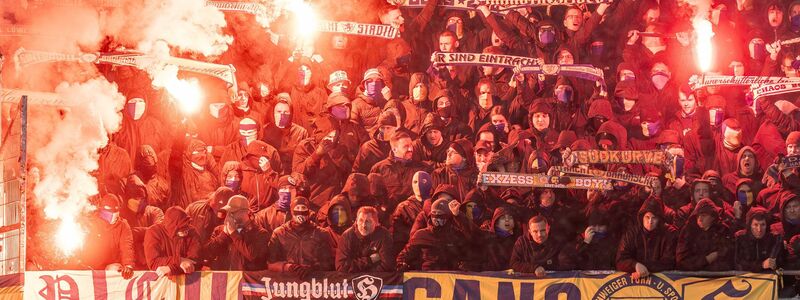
[205,195,270,270]
[267,197,336,277]
[144,206,201,276]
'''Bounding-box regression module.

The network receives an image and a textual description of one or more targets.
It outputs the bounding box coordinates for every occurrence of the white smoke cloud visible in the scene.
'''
[32,78,125,222]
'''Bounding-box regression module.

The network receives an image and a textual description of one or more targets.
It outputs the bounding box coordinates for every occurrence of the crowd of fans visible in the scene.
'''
[20,0,800,297]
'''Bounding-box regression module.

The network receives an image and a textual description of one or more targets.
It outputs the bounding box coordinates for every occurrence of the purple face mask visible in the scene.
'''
[709,109,724,126]
[652,72,670,90]
[643,121,661,137]
[365,80,385,99]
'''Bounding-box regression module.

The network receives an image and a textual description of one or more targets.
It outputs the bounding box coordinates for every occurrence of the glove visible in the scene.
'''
[121,265,134,280]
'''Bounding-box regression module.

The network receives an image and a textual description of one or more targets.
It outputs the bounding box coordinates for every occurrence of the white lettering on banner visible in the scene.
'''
[478,172,613,190]
[318,21,399,39]
[261,277,350,300]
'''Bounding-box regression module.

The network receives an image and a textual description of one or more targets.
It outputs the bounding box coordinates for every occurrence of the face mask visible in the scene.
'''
[792,15,800,31]
[495,226,512,238]
[298,67,311,86]
[642,121,661,137]
[437,106,452,118]
[330,105,349,120]
[127,198,147,213]
[709,109,724,126]
[275,113,291,128]
[277,190,292,211]
[466,205,483,221]
[365,80,385,99]
[593,231,608,240]
[412,86,427,102]
[209,103,227,119]
[591,43,604,57]
[293,212,309,224]
[446,22,461,37]
[413,171,433,200]
[494,123,505,132]
[239,119,258,146]
[479,94,492,108]
[330,206,348,227]
[620,72,636,82]
[555,87,573,104]
[539,29,555,45]
[431,216,447,227]
[126,99,146,120]
[225,179,241,191]
[652,72,670,90]
[99,210,119,225]
[738,190,754,206]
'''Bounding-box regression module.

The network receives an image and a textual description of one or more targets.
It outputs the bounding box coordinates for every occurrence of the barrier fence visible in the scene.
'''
[0,270,784,299]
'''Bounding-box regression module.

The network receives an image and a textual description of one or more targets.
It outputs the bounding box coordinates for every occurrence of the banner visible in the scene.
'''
[242,271,402,300]
[398,0,614,11]
[566,150,667,166]
[477,172,613,190]
[431,52,542,68]
[319,21,400,39]
[0,274,21,300]
[783,155,800,169]
[403,271,777,300]
[689,74,800,90]
[550,166,659,187]
[750,81,800,100]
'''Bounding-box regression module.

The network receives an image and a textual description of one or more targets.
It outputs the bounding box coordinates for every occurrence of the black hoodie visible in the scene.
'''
[616,197,678,273]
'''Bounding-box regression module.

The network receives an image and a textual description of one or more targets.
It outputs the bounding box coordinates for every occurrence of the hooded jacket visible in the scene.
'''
[412,113,452,165]
[186,187,235,244]
[114,98,168,162]
[482,206,520,270]
[770,191,800,237]
[317,194,354,239]
[97,142,132,197]
[369,154,431,208]
[676,199,734,271]
[81,207,136,270]
[391,195,425,256]
[352,123,392,174]
[722,146,764,196]
[278,60,330,132]
[240,141,281,213]
[144,207,201,274]
[171,138,218,208]
[262,102,309,175]
[559,210,619,271]
[335,224,395,272]
[133,145,170,210]
[735,207,782,272]
[616,198,678,273]
[431,139,478,200]
[396,212,472,271]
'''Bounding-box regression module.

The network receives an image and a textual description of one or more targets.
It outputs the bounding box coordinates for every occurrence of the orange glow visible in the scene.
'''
[693,18,714,73]
[55,216,85,257]
[165,78,204,115]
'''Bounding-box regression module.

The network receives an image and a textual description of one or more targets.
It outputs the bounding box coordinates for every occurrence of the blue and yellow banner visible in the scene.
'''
[403,271,777,300]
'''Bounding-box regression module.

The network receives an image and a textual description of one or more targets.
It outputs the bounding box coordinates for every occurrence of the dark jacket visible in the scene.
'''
[262,111,309,175]
[268,221,336,271]
[431,139,478,200]
[735,208,782,272]
[143,207,201,274]
[133,145,171,210]
[335,225,395,272]
[509,230,564,273]
[616,198,678,273]
[396,218,470,271]
[205,220,270,271]
[390,196,424,256]
[482,206,520,271]
[676,199,734,271]
[370,157,431,209]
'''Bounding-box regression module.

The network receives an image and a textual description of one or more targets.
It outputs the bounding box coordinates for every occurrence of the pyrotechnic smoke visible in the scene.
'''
[31,78,125,256]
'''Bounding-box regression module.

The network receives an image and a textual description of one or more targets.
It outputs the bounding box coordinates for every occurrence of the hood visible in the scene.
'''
[596,121,628,150]
[587,99,615,120]
[735,146,760,175]
[219,161,242,185]
[123,174,147,201]
[324,194,353,228]
[342,173,369,199]
[753,122,786,171]
[463,188,486,206]
[432,184,459,201]
[184,139,207,157]
[489,205,514,232]
[476,122,501,151]
[552,45,579,64]
[367,173,388,198]
[637,197,665,227]
[451,138,476,167]
[164,206,193,237]
[746,206,771,229]
[779,190,800,222]
[535,19,562,49]
[384,100,407,126]
[244,140,274,159]
[134,144,158,173]
[420,112,446,138]
[763,0,788,31]
[408,73,430,99]
[690,198,720,219]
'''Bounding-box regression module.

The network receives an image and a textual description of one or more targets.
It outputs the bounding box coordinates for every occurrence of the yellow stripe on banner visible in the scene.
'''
[0,286,22,300]
[227,271,243,299]
[200,272,213,299]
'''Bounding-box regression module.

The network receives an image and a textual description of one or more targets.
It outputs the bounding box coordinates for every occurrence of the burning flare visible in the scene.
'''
[286,1,319,49]
[165,77,204,115]
[54,217,86,256]
[693,18,714,73]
